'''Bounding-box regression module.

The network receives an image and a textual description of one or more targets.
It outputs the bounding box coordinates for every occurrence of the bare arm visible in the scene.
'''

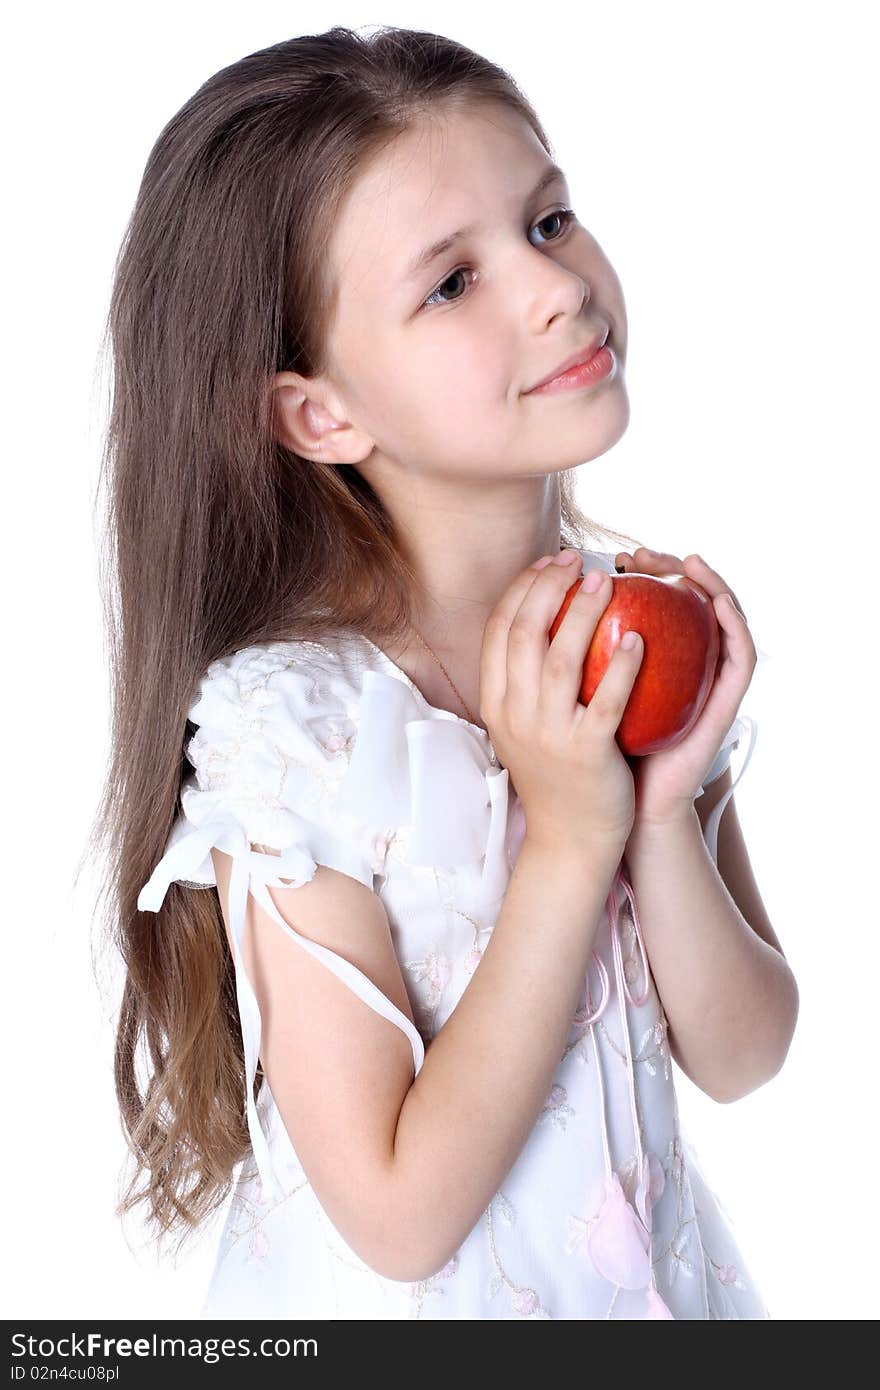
[213,553,644,1282]
[213,833,623,1284]
[389,834,624,1278]
[623,808,799,1104]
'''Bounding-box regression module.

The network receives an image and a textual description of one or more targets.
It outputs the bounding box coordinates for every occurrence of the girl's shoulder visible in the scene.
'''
[184,634,370,807]
[187,632,369,731]
[139,633,387,911]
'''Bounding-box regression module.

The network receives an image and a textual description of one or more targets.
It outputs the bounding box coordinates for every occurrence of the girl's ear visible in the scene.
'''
[269,371,373,465]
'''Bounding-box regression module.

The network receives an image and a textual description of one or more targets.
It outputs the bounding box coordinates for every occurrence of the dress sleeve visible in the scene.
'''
[136,644,426,1201]
[695,713,758,864]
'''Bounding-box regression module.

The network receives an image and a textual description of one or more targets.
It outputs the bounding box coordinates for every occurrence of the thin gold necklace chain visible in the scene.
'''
[408,624,480,727]
[406,538,569,731]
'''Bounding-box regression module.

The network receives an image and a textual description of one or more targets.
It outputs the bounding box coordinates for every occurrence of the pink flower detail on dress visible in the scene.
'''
[586,1171,652,1289]
[320,732,350,755]
[254,1178,267,1207]
[539,1083,575,1132]
[435,1256,459,1280]
[718,1263,739,1285]
[512,1287,539,1316]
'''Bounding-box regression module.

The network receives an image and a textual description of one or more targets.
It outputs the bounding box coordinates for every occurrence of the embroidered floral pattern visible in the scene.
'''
[561,969,670,1082]
[404,948,452,1042]
[659,1219,701,1287]
[214,1168,307,1273]
[409,1255,460,1317]
[619,907,650,996]
[484,1192,552,1319]
[177,628,768,1320]
[538,1083,575,1132]
[429,866,493,980]
[643,1132,700,1291]
[314,722,357,760]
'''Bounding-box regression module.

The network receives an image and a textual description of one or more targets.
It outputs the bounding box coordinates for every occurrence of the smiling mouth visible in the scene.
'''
[526,327,610,393]
[525,341,616,396]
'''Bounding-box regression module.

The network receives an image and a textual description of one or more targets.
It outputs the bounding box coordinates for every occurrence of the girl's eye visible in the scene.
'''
[421,208,578,309]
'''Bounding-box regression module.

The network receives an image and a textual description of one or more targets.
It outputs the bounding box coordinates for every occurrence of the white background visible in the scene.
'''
[4,0,877,1321]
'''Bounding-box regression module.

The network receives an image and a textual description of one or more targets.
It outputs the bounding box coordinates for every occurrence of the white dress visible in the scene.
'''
[138,548,769,1319]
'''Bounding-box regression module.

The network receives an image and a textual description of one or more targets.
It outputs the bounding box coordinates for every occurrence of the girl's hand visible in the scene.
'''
[613,547,756,829]
[479,552,644,859]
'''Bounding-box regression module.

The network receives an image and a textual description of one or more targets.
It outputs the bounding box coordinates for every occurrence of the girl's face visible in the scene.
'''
[312,99,629,496]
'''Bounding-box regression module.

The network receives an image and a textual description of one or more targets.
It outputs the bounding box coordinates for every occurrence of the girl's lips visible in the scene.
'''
[526,343,616,395]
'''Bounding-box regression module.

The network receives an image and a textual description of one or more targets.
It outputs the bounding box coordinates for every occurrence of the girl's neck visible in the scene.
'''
[383,628,486,731]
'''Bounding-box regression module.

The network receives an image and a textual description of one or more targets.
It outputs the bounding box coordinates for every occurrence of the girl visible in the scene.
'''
[97,25,798,1319]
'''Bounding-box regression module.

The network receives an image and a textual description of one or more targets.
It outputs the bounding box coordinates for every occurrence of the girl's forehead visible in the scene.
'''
[329,106,557,298]
[352,102,544,210]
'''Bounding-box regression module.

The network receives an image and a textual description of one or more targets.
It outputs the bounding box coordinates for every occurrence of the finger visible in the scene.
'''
[676,635,756,770]
[615,548,670,575]
[692,595,756,734]
[479,551,580,713]
[633,546,685,575]
[712,590,757,668]
[540,569,644,726]
[683,555,747,622]
[505,552,585,711]
[655,594,756,773]
[578,622,645,738]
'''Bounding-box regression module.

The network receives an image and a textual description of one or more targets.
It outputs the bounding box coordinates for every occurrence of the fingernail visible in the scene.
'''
[552,549,579,565]
[531,555,554,569]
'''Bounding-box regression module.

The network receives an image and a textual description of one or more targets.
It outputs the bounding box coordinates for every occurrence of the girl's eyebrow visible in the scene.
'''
[402,163,568,282]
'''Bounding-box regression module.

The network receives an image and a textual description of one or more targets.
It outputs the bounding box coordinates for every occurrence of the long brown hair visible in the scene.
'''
[82,24,642,1256]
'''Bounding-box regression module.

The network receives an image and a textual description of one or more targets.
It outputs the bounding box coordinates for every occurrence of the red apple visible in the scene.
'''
[548,570,721,756]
